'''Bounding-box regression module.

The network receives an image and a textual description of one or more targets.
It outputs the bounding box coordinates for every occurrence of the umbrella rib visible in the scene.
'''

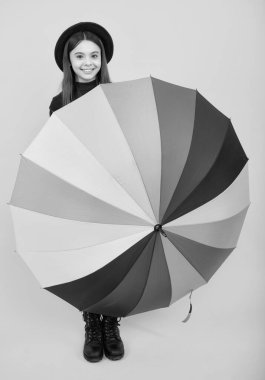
[15,229,153,254]
[19,155,153,225]
[166,234,209,283]
[164,204,250,228]
[149,77,163,224]
[158,234,173,307]
[164,119,231,224]
[83,232,155,311]
[100,87,158,224]
[10,203,152,228]
[125,233,157,315]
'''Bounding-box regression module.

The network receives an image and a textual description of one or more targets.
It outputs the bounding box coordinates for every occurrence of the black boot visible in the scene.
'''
[82,311,103,362]
[102,315,124,360]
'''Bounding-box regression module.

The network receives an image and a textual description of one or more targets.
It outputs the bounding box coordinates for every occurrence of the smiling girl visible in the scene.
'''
[49,22,112,115]
[49,22,124,363]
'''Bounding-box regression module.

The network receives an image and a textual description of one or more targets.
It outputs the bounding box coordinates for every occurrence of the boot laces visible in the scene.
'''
[83,312,102,343]
[103,316,122,341]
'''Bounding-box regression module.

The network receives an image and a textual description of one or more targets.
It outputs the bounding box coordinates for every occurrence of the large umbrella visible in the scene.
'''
[8,76,250,318]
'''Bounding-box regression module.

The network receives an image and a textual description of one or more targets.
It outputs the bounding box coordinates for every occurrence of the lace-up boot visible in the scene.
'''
[82,311,103,362]
[102,315,124,360]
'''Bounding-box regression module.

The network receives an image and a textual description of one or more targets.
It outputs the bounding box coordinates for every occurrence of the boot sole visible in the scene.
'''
[83,351,103,363]
[104,352,124,361]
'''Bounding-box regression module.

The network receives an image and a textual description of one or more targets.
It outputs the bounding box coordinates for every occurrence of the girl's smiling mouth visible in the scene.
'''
[82,68,94,73]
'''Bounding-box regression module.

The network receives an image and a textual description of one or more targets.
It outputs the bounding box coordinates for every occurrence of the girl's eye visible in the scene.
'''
[76,54,98,59]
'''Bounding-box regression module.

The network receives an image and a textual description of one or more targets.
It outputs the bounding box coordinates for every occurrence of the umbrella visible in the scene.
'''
[8,76,250,318]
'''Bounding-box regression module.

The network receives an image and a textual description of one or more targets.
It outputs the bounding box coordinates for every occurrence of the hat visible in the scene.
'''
[54,22,114,71]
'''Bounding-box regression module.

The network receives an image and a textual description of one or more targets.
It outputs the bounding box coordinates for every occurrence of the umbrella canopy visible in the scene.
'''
[8,76,250,317]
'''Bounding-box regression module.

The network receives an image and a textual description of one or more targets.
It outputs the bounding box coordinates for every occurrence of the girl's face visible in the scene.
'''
[69,40,101,83]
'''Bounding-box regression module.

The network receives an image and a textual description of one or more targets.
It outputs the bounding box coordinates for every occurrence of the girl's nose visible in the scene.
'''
[83,57,92,65]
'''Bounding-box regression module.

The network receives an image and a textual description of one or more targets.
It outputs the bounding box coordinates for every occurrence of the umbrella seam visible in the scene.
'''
[163,204,250,229]
[166,232,209,283]
[80,232,155,311]
[15,229,153,254]
[160,88,198,224]
[149,77,162,223]
[163,106,231,225]
[9,203,152,227]
[100,83,158,224]
[158,234,173,306]
[125,233,158,316]
[17,155,153,226]
[9,203,153,226]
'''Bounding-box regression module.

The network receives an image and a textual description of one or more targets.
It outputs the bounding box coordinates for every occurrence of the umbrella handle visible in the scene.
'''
[182,290,193,323]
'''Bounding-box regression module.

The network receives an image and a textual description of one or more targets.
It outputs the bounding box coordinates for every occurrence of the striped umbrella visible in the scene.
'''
[8,76,250,318]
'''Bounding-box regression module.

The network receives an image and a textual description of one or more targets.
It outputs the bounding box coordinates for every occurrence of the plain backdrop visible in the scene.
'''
[0,0,264,379]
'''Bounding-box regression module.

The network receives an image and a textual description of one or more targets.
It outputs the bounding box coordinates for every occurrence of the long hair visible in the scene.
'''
[60,31,112,106]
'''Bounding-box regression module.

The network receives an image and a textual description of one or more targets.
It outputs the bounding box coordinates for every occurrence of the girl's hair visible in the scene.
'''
[61,31,112,106]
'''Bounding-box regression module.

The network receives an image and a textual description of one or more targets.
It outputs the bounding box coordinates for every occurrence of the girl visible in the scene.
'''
[49,22,124,363]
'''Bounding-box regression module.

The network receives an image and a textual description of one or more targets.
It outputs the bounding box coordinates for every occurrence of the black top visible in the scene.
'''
[49,79,99,116]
